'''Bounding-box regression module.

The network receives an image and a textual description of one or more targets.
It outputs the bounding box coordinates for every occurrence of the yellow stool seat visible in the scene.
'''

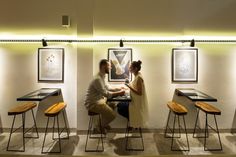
[8,102,37,115]
[44,102,66,117]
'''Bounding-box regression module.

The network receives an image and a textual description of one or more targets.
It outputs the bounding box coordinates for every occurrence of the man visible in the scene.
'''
[84,59,125,133]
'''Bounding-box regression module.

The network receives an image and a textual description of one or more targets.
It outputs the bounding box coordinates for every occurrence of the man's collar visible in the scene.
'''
[99,72,106,79]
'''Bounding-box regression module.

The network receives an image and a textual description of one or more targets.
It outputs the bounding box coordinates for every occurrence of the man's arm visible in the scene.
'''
[110,90,125,97]
[94,78,125,98]
[93,78,112,98]
[105,83,121,92]
[105,83,125,97]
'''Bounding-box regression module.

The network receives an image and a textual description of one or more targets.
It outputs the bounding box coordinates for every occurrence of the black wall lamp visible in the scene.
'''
[119,39,124,47]
[42,39,48,47]
[190,39,195,47]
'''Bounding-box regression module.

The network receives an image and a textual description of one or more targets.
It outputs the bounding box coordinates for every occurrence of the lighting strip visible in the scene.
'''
[1,39,236,43]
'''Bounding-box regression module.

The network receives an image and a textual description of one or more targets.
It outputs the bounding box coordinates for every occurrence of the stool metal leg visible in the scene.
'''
[42,115,62,153]
[125,120,144,151]
[204,113,208,151]
[31,109,39,138]
[174,115,181,138]
[164,110,171,138]
[178,115,181,137]
[193,109,200,138]
[193,109,209,138]
[7,109,38,152]
[171,114,189,151]
[171,114,176,151]
[89,116,94,138]
[6,115,17,151]
[22,113,25,152]
[165,111,181,139]
[139,127,145,151]
[57,115,62,153]
[85,114,104,152]
[204,114,223,151]
[88,115,103,139]
[98,114,104,151]
[213,114,223,151]
[182,115,190,151]
[62,110,70,138]
[52,116,56,140]
[41,117,50,153]
[85,115,92,152]
[125,120,129,150]
[6,114,25,152]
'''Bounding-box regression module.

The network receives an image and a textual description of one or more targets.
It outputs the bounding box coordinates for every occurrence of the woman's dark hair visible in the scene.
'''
[131,60,142,71]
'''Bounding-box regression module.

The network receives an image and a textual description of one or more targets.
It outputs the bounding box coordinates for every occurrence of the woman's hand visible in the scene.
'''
[121,86,129,90]
[125,83,131,88]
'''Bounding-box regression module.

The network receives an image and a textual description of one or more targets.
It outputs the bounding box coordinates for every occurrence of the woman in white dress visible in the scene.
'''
[117,60,149,128]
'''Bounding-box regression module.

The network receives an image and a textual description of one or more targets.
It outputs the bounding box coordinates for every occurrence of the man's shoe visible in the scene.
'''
[127,126,133,131]
[108,102,117,110]
[104,125,112,131]
[93,127,107,134]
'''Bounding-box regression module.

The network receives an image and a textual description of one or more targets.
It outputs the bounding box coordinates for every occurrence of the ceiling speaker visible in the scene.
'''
[62,15,70,27]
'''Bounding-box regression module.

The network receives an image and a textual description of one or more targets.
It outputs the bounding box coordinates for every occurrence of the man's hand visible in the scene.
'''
[119,90,125,96]
[121,86,128,90]
[111,89,125,97]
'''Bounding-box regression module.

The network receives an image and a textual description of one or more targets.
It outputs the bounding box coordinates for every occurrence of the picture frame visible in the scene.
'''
[108,48,132,82]
[172,48,198,82]
[38,48,64,82]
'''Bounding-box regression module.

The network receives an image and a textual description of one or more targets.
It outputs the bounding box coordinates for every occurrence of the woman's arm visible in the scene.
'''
[126,77,143,96]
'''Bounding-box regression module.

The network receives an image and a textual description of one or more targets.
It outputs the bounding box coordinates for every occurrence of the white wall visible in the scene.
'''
[0,0,78,129]
[0,44,77,129]
[1,0,236,130]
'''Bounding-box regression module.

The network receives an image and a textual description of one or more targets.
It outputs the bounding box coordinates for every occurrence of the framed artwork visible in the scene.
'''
[108,48,132,82]
[172,48,198,82]
[38,48,64,82]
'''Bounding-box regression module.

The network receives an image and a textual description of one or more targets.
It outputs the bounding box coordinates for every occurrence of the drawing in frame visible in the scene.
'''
[172,48,198,82]
[108,48,132,82]
[38,48,64,82]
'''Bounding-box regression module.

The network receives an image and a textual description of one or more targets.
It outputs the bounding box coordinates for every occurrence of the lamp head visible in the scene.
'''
[190,39,195,47]
[42,39,48,47]
[119,39,124,47]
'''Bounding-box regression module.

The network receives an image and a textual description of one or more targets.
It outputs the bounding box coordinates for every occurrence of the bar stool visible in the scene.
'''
[125,121,144,151]
[164,101,189,151]
[41,102,70,153]
[7,102,39,152]
[85,111,104,152]
[193,102,222,151]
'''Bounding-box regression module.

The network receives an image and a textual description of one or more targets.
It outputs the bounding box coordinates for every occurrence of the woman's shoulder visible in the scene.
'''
[137,72,144,79]
[135,73,143,83]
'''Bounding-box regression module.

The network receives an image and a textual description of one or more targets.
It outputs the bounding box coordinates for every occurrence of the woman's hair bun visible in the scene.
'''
[137,60,142,65]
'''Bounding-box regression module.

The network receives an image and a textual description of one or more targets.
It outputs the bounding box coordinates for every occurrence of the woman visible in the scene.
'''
[117,60,149,128]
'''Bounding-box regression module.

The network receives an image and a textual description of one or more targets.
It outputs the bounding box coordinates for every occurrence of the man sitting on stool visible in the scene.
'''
[84,59,125,133]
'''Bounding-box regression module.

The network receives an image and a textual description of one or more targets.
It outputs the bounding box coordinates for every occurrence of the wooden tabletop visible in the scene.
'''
[17,88,61,101]
[176,88,217,102]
